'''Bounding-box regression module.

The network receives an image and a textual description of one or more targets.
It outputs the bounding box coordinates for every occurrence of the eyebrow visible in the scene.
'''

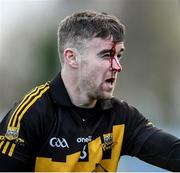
[97,48,124,56]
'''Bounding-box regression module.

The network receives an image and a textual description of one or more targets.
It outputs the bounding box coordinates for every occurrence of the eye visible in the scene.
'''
[102,54,111,59]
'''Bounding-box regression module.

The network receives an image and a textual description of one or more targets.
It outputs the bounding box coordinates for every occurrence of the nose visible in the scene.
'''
[110,57,122,72]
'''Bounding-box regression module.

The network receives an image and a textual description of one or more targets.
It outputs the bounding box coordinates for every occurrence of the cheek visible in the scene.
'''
[86,69,102,85]
[96,58,110,69]
[81,59,109,79]
[105,60,111,68]
[95,61,110,80]
[99,61,111,75]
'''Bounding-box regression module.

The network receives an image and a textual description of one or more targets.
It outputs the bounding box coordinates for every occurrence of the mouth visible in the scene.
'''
[102,77,116,92]
[105,78,115,84]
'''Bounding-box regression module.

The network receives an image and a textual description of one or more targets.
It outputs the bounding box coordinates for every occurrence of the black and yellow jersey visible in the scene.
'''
[0,73,159,172]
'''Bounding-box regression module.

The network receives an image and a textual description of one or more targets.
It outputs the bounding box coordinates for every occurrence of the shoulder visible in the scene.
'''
[0,81,59,161]
[1,82,55,140]
[19,81,56,127]
[17,82,52,119]
[110,98,149,124]
[110,98,134,113]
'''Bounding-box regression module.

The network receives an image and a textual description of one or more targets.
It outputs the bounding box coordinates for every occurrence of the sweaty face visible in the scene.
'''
[78,37,125,100]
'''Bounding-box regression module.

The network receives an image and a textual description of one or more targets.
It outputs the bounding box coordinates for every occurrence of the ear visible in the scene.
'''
[63,48,79,68]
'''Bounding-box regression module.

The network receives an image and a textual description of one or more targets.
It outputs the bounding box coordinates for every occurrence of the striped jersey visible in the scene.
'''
[0,73,158,172]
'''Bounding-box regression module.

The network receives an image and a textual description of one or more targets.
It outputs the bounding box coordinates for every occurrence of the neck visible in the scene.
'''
[61,69,97,108]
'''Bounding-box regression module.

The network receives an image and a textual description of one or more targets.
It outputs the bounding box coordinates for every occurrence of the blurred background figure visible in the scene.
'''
[0,0,180,171]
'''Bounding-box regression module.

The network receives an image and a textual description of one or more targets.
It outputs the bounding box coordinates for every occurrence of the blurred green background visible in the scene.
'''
[0,0,180,171]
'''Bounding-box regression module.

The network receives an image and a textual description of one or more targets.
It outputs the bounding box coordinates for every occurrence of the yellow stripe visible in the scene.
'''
[2,141,10,154]
[35,125,125,172]
[11,83,47,127]
[8,143,16,157]
[0,141,4,149]
[8,86,38,127]
[11,83,49,127]
[17,85,49,128]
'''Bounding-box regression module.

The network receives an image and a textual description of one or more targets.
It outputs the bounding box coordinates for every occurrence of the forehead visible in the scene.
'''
[86,37,125,53]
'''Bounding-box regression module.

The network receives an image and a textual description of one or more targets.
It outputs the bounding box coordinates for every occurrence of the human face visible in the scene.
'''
[79,37,125,100]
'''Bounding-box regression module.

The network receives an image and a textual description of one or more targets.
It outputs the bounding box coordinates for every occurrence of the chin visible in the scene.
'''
[89,89,113,100]
[101,92,113,99]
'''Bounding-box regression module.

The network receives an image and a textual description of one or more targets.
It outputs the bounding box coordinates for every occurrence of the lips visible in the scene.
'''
[102,77,116,92]
[105,78,115,84]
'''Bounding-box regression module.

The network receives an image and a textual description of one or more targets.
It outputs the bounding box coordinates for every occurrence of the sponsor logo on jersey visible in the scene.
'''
[76,136,92,143]
[79,145,87,160]
[5,127,19,140]
[49,137,69,148]
[101,133,113,151]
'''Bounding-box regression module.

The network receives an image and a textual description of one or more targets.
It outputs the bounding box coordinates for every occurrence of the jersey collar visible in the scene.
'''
[50,73,113,110]
[50,72,73,107]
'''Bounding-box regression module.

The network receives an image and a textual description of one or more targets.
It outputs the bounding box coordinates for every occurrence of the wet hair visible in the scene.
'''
[58,10,125,65]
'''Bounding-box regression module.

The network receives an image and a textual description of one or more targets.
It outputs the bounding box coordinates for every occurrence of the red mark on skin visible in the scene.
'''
[109,42,121,84]
[110,43,116,70]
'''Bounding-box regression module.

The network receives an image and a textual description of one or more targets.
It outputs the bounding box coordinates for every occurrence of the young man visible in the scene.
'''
[0,10,180,172]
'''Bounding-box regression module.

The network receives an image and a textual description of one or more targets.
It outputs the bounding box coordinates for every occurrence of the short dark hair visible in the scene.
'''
[58,10,125,65]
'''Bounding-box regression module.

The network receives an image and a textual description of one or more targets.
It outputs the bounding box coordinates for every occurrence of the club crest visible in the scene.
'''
[101,133,113,151]
[5,127,19,140]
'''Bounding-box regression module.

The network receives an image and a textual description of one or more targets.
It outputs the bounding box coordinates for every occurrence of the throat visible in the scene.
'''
[72,90,97,108]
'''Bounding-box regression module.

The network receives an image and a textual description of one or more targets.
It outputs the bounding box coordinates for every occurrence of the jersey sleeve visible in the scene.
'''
[120,101,159,156]
[0,83,51,164]
[0,101,41,163]
[138,130,180,171]
[118,101,180,171]
[0,151,34,171]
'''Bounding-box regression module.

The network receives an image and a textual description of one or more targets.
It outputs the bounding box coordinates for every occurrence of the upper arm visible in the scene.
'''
[0,152,34,171]
[0,95,50,169]
[0,83,50,166]
[138,130,180,171]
